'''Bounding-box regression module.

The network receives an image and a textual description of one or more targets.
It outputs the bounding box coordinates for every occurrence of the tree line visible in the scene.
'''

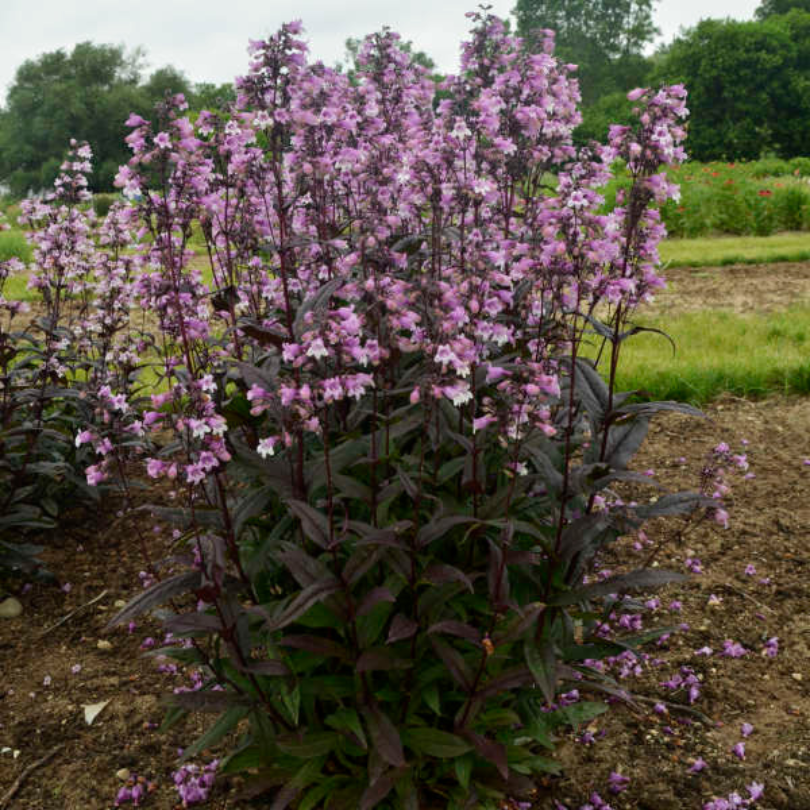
[2,0,810,196]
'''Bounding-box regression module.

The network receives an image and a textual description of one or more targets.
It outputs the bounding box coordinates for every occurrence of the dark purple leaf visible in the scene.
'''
[416,516,480,549]
[235,659,290,677]
[427,621,481,644]
[106,571,202,630]
[492,603,543,646]
[387,614,419,644]
[343,547,384,586]
[278,634,351,661]
[611,400,704,421]
[429,637,473,692]
[360,770,399,810]
[237,322,287,348]
[558,512,612,567]
[356,648,413,673]
[362,704,406,767]
[601,415,650,470]
[276,542,335,587]
[357,587,396,618]
[477,665,533,698]
[487,537,509,608]
[423,563,474,593]
[164,611,222,634]
[634,492,714,519]
[571,357,610,420]
[286,499,330,549]
[166,690,251,713]
[462,730,508,780]
[551,568,688,606]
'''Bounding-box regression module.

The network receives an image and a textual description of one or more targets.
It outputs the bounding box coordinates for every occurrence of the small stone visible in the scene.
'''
[96,639,113,651]
[114,599,126,608]
[0,597,23,618]
[791,672,803,682]
[116,768,131,781]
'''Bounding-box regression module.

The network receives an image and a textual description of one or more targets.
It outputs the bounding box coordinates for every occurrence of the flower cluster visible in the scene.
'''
[172,759,218,807]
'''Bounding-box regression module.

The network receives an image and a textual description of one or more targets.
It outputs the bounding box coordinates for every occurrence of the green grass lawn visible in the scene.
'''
[584,306,810,404]
[661,232,810,267]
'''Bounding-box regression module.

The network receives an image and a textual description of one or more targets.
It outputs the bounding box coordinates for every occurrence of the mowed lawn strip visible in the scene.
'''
[661,231,810,267]
[583,306,810,404]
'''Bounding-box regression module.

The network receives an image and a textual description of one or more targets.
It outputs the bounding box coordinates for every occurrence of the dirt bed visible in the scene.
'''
[657,262,810,315]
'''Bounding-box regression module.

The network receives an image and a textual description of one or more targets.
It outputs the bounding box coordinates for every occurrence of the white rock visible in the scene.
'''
[116,768,131,781]
[0,597,22,618]
[96,639,113,651]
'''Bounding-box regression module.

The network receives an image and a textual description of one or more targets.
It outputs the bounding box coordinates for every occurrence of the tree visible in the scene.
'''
[653,12,810,160]
[0,44,200,195]
[755,0,810,20]
[142,65,192,104]
[514,0,658,104]
[0,43,143,194]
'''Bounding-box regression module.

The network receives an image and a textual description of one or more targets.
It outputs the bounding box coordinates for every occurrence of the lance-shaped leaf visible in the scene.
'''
[286,499,331,549]
[359,773,396,810]
[387,614,419,644]
[427,620,481,644]
[276,731,339,759]
[461,730,508,780]
[361,703,406,768]
[326,708,368,749]
[594,413,650,469]
[231,440,296,501]
[487,536,510,609]
[569,357,610,421]
[263,580,343,632]
[357,587,396,618]
[356,648,413,673]
[232,484,275,539]
[558,512,613,568]
[239,659,291,677]
[402,728,472,758]
[423,564,474,593]
[278,634,351,661]
[550,568,687,606]
[416,516,480,549]
[525,639,558,704]
[180,705,250,762]
[164,611,222,635]
[106,571,202,630]
[165,690,252,713]
[610,400,705,422]
[634,492,714,520]
[477,664,534,698]
[293,277,344,338]
[276,542,335,587]
[430,637,473,692]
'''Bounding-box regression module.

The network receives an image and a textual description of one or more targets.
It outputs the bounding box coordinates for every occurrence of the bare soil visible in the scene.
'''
[1,264,809,810]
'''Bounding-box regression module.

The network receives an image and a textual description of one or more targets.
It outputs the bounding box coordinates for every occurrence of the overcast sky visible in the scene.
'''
[1,0,763,104]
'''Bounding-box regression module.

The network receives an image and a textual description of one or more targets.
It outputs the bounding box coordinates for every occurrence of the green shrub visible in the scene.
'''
[92,193,119,218]
[0,230,32,264]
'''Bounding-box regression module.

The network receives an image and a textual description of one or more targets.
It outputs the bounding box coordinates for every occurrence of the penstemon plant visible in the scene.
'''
[101,10,715,809]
